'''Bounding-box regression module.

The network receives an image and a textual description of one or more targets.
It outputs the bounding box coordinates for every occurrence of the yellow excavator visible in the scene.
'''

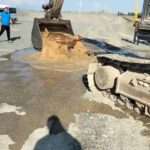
[133,0,141,24]
[86,0,150,117]
[134,0,150,43]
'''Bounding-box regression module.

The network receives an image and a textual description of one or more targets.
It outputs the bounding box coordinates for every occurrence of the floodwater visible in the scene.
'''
[0,42,150,150]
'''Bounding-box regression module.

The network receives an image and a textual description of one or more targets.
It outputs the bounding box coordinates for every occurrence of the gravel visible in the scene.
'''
[69,113,150,150]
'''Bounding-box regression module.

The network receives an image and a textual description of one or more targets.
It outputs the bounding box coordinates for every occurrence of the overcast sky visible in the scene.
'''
[1,0,144,12]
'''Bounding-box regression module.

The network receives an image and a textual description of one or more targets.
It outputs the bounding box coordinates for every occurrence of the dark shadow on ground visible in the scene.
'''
[0,36,21,43]
[83,37,150,59]
[121,38,134,44]
[83,37,123,52]
[122,38,150,46]
[11,36,21,41]
[82,74,90,91]
[34,116,82,150]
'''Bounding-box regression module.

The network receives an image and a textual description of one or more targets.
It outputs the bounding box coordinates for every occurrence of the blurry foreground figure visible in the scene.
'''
[42,0,64,19]
[0,7,11,41]
[34,115,82,150]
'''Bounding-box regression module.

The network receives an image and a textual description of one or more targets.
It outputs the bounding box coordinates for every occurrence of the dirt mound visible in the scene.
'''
[41,31,89,60]
[32,31,90,63]
[24,31,94,71]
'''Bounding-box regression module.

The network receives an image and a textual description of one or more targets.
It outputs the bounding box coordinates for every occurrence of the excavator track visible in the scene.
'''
[87,54,150,117]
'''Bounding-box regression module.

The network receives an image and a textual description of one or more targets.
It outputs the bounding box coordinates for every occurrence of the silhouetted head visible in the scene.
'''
[47,115,65,135]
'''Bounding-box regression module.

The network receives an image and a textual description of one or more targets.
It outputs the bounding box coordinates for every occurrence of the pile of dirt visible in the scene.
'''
[41,31,89,60]
[30,31,90,63]
[24,31,95,71]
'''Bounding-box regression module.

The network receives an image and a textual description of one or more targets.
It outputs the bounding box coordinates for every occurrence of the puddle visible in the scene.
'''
[10,40,150,66]
[11,48,94,72]
[11,48,37,63]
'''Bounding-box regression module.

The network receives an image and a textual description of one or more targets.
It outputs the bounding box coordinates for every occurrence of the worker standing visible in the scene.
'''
[0,7,11,41]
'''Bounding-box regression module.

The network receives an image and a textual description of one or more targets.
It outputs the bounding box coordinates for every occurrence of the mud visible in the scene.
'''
[22,32,96,73]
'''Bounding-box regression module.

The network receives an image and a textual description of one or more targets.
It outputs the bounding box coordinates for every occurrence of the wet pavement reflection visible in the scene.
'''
[0,41,149,150]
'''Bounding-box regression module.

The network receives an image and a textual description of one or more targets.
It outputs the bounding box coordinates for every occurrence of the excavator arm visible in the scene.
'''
[31,0,74,50]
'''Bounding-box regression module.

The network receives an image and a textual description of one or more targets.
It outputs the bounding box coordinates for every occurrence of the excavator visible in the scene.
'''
[134,0,150,44]
[31,0,150,117]
[86,0,150,117]
[31,0,150,50]
[31,0,74,50]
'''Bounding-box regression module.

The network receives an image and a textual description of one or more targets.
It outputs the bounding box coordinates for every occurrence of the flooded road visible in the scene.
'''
[0,49,120,150]
[0,47,150,150]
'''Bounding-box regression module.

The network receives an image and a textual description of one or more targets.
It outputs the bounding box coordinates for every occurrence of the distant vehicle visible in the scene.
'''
[0,4,17,24]
[134,0,150,44]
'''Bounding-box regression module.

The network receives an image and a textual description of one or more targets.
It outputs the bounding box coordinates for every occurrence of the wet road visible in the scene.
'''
[0,48,150,150]
[0,11,149,149]
[0,49,124,150]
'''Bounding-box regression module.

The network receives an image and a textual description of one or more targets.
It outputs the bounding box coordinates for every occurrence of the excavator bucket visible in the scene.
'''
[31,18,74,50]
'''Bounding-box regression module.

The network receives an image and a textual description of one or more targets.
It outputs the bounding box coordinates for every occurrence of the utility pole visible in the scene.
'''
[79,0,83,12]
[134,0,140,22]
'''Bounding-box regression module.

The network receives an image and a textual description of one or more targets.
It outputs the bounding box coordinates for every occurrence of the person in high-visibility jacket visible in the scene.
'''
[0,7,11,41]
[42,0,64,19]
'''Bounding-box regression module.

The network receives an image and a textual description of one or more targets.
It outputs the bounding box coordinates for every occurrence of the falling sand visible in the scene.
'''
[41,31,90,60]
[25,31,95,71]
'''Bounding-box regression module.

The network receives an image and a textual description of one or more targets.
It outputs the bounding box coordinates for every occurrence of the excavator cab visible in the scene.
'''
[31,0,74,50]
